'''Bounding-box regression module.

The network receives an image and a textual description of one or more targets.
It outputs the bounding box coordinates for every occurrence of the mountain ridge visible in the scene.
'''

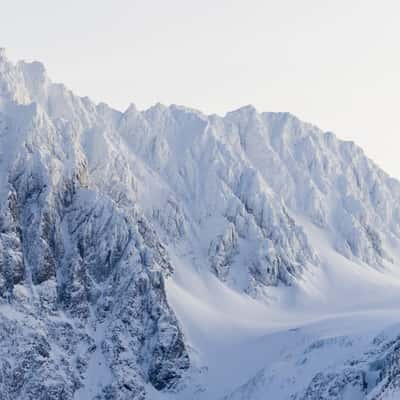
[1,49,400,400]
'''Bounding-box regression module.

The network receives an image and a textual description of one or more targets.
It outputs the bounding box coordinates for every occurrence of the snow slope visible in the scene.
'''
[1,48,400,399]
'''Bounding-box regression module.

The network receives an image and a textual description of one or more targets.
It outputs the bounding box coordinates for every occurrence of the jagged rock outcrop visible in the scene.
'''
[222,327,400,400]
[2,48,400,399]
[0,50,189,399]
[298,332,400,400]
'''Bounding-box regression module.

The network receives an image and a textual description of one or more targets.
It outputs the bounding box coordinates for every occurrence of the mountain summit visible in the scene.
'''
[1,51,400,400]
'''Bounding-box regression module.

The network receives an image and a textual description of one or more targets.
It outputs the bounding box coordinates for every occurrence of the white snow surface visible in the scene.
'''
[1,48,400,399]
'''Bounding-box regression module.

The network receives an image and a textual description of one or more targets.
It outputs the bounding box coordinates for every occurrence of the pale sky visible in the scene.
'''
[2,0,400,177]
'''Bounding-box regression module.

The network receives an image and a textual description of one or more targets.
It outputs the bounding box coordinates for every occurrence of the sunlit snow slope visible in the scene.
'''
[1,48,400,400]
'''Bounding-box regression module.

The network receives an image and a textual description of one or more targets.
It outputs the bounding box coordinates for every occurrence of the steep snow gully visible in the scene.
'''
[1,49,400,399]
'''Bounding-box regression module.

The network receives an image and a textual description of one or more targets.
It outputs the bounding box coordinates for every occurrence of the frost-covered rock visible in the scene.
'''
[0,50,189,399]
[298,331,400,400]
[2,48,400,399]
[222,326,400,400]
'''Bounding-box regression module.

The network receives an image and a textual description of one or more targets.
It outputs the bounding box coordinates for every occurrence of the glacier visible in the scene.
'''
[1,48,400,399]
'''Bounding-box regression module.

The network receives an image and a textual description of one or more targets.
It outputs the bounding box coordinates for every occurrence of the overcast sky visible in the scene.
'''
[2,0,400,177]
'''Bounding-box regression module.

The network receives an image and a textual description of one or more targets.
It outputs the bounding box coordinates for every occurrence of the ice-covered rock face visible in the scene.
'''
[222,324,400,400]
[117,104,319,293]
[1,49,400,399]
[0,52,189,399]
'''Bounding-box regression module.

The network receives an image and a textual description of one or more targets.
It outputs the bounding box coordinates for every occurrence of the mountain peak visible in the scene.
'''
[228,104,258,116]
[1,50,400,400]
[17,59,48,85]
[124,102,138,114]
[0,47,7,61]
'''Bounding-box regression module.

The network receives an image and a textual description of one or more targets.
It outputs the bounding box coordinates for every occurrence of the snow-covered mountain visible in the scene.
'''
[1,48,400,400]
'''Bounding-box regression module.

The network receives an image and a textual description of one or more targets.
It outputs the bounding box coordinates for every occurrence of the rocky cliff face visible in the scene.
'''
[1,49,400,399]
[0,51,189,399]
